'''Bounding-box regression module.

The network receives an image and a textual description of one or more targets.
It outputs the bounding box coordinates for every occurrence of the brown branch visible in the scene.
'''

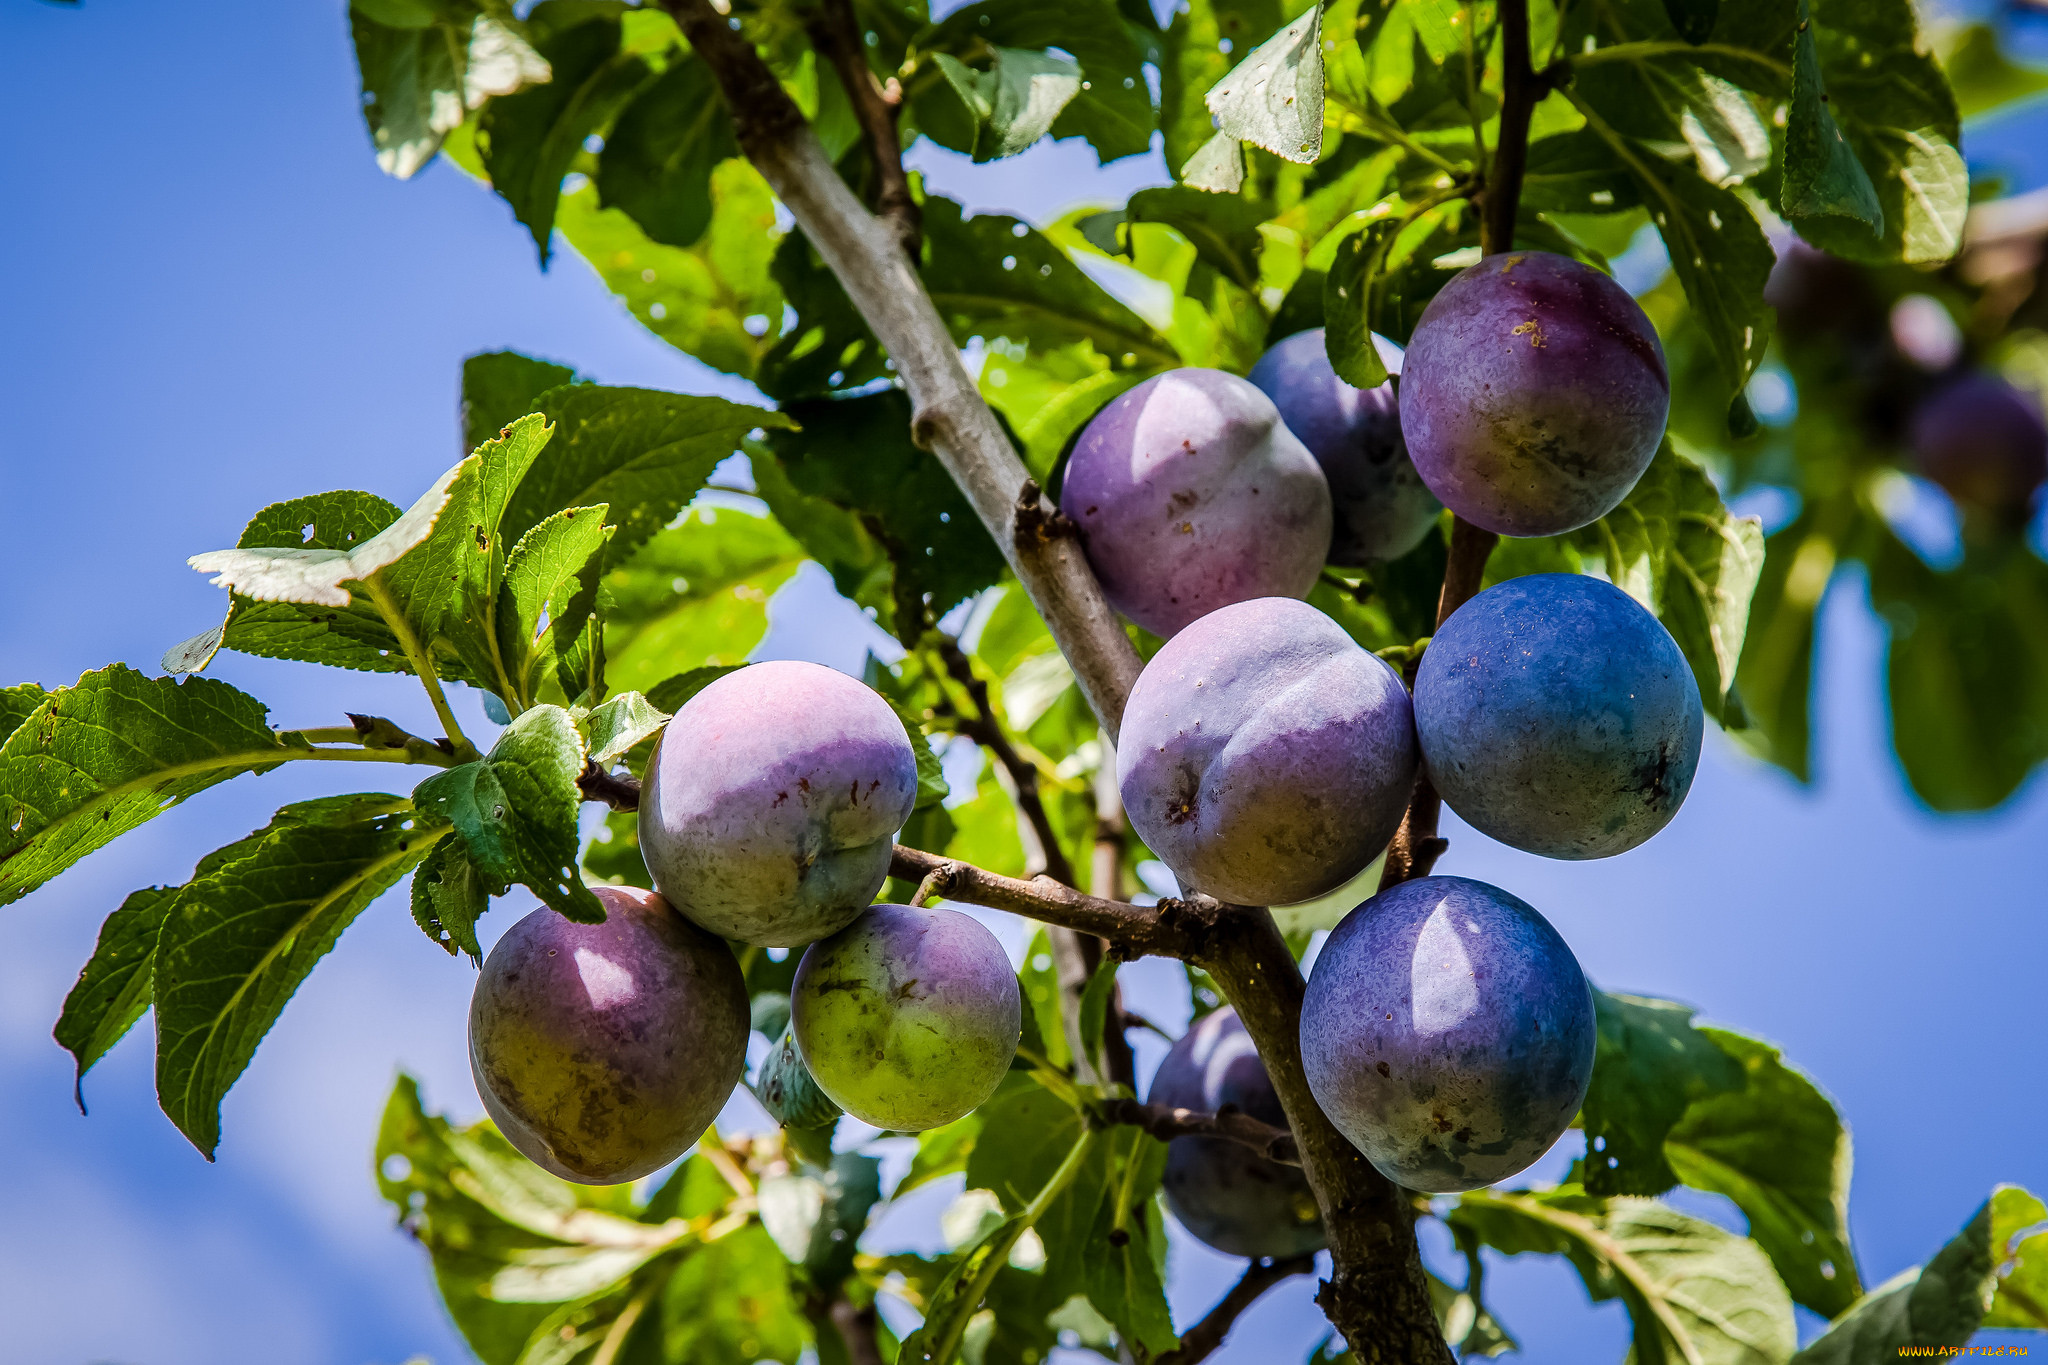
[1195,911,1453,1365]
[828,1297,886,1365]
[1093,736,1137,1092]
[1157,1255,1317,1365]
[805,0,919,255]
[1480,0,1541,257]
[578,764,642,811]
[659,0,1145,741]
[889,844,1198,959]
[1100,1097,1301,1168]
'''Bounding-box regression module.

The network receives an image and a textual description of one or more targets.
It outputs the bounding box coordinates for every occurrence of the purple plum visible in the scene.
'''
[1149,1005,1324,1258]
[1060,368,1332,638]
[1118,596,1417,906]
[1249,328,1441,564]
[1910,371,2048,517]
[1414,574,1703,860]
[1301,875,1596,1193]
[639,660,918,947]
[791,903,1021,1132]
[469,885,750,1184]
[1400,251,1669,536]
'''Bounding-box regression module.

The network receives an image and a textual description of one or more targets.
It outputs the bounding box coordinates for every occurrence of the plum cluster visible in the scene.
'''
[469,250,1697,1256]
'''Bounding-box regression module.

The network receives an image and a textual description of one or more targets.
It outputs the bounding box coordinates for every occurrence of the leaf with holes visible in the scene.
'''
[462,349,578,455]
[0,667,291,907]
[410,831,501,960]
[154,795,439,1156]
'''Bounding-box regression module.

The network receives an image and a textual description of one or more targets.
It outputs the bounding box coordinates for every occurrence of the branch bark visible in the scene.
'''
[1157,1255,1316,1365]
[660,0,1144,742]
[1100,1097,1301,1168]
[1481,0,1540,257]
[888,844,1193,958]
[804,0,919,255]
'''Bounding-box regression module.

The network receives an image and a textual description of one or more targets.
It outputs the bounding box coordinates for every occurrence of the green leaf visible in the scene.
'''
[0,683,49,744]
[1323,221,1401,389]
[1122,185,1271,290]
[1082,1128,1176,1356]
[600,506,800,694]
[1784,0,1966,265]
[1579,990,1745,1197]
[425,415,561,699]
[922,48,1084,163]
[351,0,551,180]
[155,796,439,1156]
[463,350,579,455]
[1663,0,1718,45]
[754,225,889,402]
[898,1212,1037,1365]
[759,1151,884,1288]
[1564,442,1768,721]
[413,704,602,922]
[54,886,173,1103]
[1780,0,1883,236]
[554,159,787,380]
[581,690,667,768]
[1986,1185,2048,1329]
[919,0,1155,163]
[411,835,500,960]
[1179,128,1247,193]
[596,52,737,248]
[0,667,291,907]
[495,504,612,710]
[1665,1029,1861,1316]
[477,14,649,265]
[1159,0,1282,174]
[1454,1188,1798,1365]
[659,1224,805,1365]
[1206,5,1323,163]
[643,666,742,716]
[749,440,895,623]
[920,195,1177,373]
[765,389,1008,625]
[1075,958,1119,1082]
[507,386,792,563]
[1941,23,2048,121]
[1791,1193,2005,1362]
[1729,507,1843,784]
[884,699,950,811]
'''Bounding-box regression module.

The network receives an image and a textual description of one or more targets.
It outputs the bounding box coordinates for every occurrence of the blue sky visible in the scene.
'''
[1,2,2044,1362]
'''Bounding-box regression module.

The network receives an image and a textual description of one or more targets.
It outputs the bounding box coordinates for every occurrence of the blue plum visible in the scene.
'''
[1910,371,2048,517]
[1415,574,1702,860]
[1149,1005,1325,1258]
[1249,328,1441,564]
[469,886,750,1184]
[791,903,1021,1132]
[639,660,918,947]
[1400,252,1669,536]
[1118,597,1417,906]
[1300,875,1595,1193]
[1060,368,1332,638]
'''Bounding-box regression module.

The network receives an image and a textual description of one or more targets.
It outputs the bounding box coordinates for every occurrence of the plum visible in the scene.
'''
[1415,574,1702,860]
[1910,371,2048,517]
[1300,875,1595,1193]
[1764,237,1885,344]
[1400,251,1669,536]
[469,885,749,1184]
[1249,328,1441,564]
[1060,368,1332,638]
[1118,596,1417,906]
[791,903,1020,1132]
[1149,1005,1324,1258]
[639,660,918,947]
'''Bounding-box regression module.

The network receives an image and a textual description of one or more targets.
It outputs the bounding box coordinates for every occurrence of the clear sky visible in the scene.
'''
[1,3,2043,1363]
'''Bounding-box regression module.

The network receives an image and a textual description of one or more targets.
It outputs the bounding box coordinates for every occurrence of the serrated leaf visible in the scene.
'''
[477,15,649,265]
[0,683,49,745]
[581,690,666,767]
[1081,1127,1176,1356]
[922,48,1083,163]
[920,0,1155,163]
[411,834,500,960]
[1324,221,1401,388]
[596,52,736,248]
[463,350,578,454]
[643,665,742,716]
[1565,442,1767,721]
[1453,1189,1797,1365]
[1781,1,1882,234]
[351,1,551,180]
[749,440,895,623]
[155,795,438,1156]
[898,1213,1037,1365]
[1579,991,1746,1197]
[0,667,291,907]
[883,697,950,811]
[1665,1029,1861,1316]
[54,885,173,1102]
[188,463,463,608]
[1160,0,1282,173]
[1075,958,1119,1081]
[413,703,602,922]
[505,386,792,563]
[1986,1185,2048,1329]
[1791,1193,2007,1361]
[494,504,612,709]
[1207,5,1323,163]
[601,506,800,694]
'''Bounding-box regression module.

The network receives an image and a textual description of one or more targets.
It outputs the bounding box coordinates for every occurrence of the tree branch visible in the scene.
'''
[578,765,642,811]
[1480,0,1542,257]
[1100,1097,1300,1168]
[931,633,1076,888]
[1158,1255,1316,1365]
[888,844,1197,958]
[828,1297,887,1365]
[805,0,919,255]
[659,0,1145,742]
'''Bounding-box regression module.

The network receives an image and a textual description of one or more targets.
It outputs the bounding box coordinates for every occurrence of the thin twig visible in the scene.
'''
[888,844,1198,958]
[805,0,919,255]
[1100,1098,1301,1167]
[577,765,642,811]
[1480,0,1544,257]
[1158,1255,1317,1365]
[828,1297,887,1365]
[932,633,1076,888]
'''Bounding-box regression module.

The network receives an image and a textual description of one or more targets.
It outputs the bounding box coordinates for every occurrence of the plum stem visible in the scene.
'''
[1099,1096,1302,1168]
[805,0,919,257]
[1480,0,1546,257]
[1158,1254,1317,1365]
[657,0,1145,741]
